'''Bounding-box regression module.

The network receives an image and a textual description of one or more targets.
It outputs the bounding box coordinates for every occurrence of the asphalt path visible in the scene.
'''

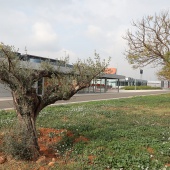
[0,90,170,110]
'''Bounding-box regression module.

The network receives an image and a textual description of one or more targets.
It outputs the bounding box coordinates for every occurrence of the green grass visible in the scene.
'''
[1,93,170,169]
[121,85,162,90]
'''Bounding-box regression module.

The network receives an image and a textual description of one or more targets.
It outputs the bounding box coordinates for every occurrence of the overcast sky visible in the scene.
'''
[0,0,169,80]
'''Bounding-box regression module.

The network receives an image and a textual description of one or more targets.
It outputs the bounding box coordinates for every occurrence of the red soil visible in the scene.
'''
[147,147,154,155]
[38,127,89,159]
[0,127,90,169]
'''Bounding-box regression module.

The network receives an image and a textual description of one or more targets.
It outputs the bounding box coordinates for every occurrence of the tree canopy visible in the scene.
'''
[123,10,170,80]
[0,44,109,113]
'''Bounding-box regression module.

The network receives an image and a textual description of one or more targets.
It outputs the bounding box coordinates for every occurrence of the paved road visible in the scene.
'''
[0,90,170,110]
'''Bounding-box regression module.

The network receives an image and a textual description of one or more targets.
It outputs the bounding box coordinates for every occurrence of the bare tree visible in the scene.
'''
[123,10,170,79]
[0,43,109,159]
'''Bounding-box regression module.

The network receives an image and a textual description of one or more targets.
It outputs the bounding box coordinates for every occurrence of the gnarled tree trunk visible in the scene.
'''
[17,113,40,160]
[12,91,41,160]
[0,43,108,161]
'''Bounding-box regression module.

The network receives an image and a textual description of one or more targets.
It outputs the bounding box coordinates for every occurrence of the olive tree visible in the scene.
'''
[0,43,109,159]
[123,10,170,80]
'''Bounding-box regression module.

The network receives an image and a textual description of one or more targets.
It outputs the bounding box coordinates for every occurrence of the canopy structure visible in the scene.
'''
[78,73,125,93]
[99,74,125,93]
[100,74,125,79]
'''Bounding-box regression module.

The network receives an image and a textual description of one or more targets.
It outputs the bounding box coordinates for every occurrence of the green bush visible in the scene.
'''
[121,86,162,90]
[2,123,36,160]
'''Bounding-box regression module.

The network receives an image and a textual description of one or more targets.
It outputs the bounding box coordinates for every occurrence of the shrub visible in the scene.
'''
[2,123,37,160]
[121,86,162,90]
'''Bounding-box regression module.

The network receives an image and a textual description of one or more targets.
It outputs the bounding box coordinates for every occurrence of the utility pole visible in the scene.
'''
[140,69,143,85]
[25,47,27,55]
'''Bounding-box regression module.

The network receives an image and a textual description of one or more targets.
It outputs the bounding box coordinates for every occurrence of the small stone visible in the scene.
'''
[36,156,46,164]
[48,161,55,167]
[0,132,5,136]
[52,158,56,162]
[0,156,7,164]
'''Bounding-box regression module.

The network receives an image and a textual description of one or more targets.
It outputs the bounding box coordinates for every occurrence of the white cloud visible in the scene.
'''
[23,21,61,54]
[31,22,58,44]
[86,25,103,38]
[0,0,169,80]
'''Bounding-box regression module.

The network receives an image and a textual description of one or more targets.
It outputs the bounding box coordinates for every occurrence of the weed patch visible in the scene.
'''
[2,123,36,160]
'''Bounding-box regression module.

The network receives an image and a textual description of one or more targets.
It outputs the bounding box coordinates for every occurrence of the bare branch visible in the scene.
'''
[123,10,170,74]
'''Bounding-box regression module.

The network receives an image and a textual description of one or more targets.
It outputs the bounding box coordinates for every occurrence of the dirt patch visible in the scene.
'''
[147,147,154,155]
[74,136,89,143]
[165,163,170,167]
[38,128,89,158]
[0,127,90,170]
[38,128,65,158]
[88,155,96,164]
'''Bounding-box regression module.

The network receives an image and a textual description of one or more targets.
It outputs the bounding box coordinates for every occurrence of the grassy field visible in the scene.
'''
[1,93,170,169]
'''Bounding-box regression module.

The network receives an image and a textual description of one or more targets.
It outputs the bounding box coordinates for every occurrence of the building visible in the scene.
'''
[147,81,170,88]
[120,77,147,87]
[0,54,125,97]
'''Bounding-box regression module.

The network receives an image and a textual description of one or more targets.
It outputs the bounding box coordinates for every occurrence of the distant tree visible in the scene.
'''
[0,43,109,160]
[123,10,170,80]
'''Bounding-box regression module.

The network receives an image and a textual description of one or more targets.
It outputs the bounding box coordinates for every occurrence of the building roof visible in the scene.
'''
[100,74,125,80]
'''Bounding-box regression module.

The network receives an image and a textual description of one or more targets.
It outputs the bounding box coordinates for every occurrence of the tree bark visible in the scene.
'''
[17,111,40,160]
[12,91,41,160]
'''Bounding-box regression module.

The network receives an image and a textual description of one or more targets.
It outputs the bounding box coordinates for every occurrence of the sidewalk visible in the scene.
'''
[76,89,168,95]
[0,89,170,110]
[0,97,13,101]
[0,89,168,101]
